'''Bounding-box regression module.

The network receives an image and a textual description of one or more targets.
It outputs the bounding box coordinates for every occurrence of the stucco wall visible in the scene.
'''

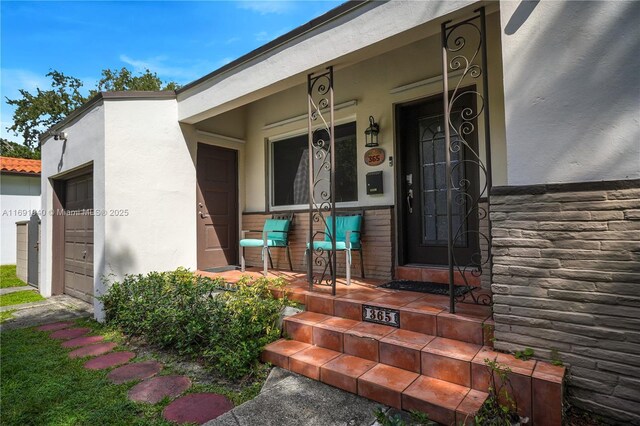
[40,103,106,315]
[0,174,40,264]
[500,1,640,185]
[101,99,196,309]
[215,10,507,213]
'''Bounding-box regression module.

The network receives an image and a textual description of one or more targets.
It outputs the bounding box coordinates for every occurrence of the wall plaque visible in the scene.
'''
[362,304,400,328]
[364,148,385,166]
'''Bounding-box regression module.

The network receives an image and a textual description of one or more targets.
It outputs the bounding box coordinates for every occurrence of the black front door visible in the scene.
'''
[397,92,480,266]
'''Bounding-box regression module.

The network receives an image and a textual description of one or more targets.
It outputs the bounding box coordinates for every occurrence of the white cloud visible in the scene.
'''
[254,26,291,42]
[225,37,241,45]
[119,55,200,82]
[254,31,271,42]
[0,68,51,99]
[236,1,294,15]
[0,68,53,142]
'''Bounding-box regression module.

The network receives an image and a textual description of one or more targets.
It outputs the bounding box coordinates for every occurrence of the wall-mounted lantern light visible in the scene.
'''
[364,116,380,147]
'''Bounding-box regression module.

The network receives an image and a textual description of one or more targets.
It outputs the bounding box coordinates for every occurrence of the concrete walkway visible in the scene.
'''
[205,368,412,426]
[0,295,93,331]
[0,285,36,295]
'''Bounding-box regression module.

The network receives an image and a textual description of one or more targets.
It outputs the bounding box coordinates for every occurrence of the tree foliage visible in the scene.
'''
[0,138,41,159]
[5,68,179,150]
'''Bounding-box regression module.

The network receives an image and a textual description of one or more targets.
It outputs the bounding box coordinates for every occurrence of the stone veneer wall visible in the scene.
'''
[490,180,640,425]
[242,207,393,280]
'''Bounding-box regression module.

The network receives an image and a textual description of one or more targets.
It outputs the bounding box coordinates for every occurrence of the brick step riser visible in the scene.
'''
[279,313,565,426]
[285,318,481,387]
[261,340,487,425]
[296,292,493,346]
[395,266,481,287]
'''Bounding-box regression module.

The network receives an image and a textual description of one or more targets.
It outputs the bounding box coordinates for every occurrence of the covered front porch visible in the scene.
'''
[188,2,506,310]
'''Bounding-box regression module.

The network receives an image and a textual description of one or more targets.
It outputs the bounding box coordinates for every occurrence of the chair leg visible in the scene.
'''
[327,251,334,277]
[268,249,274,269]
[287,246,293,271]
[360,248,365,279]
[262,247,268,277]
[346,249,351,286]
[241,247,246,272]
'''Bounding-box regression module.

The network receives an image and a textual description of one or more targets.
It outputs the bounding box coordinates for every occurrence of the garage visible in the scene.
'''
[62,173,94,303]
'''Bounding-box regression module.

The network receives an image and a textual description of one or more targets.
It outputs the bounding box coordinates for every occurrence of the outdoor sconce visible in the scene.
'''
[364,116,380,147]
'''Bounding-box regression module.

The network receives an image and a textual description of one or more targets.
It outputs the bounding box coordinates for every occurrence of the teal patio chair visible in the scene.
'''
[240,213,293,276]
[307,211,364,285]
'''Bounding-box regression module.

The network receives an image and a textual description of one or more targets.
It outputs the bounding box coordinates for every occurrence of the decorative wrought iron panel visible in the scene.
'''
[307,67,337,295]
[441,7,493,310]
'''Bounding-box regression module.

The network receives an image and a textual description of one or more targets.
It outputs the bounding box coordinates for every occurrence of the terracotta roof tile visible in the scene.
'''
[0,156,41,175]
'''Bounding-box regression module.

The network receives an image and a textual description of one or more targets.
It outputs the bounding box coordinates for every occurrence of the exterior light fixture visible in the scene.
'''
[364,116,380,147]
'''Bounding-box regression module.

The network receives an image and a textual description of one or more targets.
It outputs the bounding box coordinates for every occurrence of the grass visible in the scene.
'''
[0,309,16,323]
[1,320,268,425]
[0,264,28,289]
[0,290,44,307]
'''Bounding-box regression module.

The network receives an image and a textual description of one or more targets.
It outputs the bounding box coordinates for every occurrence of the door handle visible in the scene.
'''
[199,211,210,219]
[407,189,414,214]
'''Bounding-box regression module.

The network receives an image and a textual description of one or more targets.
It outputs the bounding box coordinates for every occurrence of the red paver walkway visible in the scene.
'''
[128,375,192,404]
[50,327,91,340]
[163,393,234,424]
[69,342,117,359]
[62,335,105,348]
[37,321,74,331]
[107,361,163,384]
[84,351,135,370]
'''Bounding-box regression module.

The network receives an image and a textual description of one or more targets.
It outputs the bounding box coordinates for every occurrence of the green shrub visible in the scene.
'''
[100,268,290,379]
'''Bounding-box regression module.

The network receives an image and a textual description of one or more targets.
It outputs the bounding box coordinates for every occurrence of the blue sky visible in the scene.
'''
[0,0,343,143]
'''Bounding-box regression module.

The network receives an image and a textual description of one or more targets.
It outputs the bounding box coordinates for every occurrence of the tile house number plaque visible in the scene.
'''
[362,305,400,328]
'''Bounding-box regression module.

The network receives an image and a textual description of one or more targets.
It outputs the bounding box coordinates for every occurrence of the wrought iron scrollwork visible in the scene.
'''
[442,8,493,310]
[307,67,337,294]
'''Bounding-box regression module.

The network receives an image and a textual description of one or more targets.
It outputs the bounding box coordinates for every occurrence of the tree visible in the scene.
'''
[6,71,85,150]
[0,138,41,159]
[5,68,179,150]
[90,68,180,95]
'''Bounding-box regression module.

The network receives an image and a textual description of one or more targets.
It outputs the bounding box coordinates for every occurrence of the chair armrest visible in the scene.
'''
[241,229,263,237]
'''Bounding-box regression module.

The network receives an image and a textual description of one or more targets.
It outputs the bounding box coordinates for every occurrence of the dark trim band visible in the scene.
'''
[491,178,640,196]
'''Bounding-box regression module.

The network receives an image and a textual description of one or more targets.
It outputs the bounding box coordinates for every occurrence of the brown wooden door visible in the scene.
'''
[397,92,479,266]
[197,144,238,269]
[64,174,94,303]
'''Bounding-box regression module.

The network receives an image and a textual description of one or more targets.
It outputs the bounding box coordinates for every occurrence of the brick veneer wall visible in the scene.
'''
[490,181,640,424]
[242,207,393,280]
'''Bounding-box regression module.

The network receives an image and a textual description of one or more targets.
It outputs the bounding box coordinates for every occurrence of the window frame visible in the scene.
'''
[268,118,360,212]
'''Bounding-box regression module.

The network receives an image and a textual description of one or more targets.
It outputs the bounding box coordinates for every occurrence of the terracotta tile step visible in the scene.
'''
[261,340,488,423]
[302,291,492,345]
[283,312,490,376]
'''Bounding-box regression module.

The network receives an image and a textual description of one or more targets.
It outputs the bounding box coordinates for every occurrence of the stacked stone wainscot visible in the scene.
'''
[490,180,640,425]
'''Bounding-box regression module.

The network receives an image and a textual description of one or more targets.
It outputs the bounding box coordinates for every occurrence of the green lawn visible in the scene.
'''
[0,310,16,323]
[0,290,44,307]
[0,264,28,289]
[0,320,266,425]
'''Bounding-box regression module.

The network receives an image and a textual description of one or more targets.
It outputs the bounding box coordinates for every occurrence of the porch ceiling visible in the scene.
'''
[177,0,483,124]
